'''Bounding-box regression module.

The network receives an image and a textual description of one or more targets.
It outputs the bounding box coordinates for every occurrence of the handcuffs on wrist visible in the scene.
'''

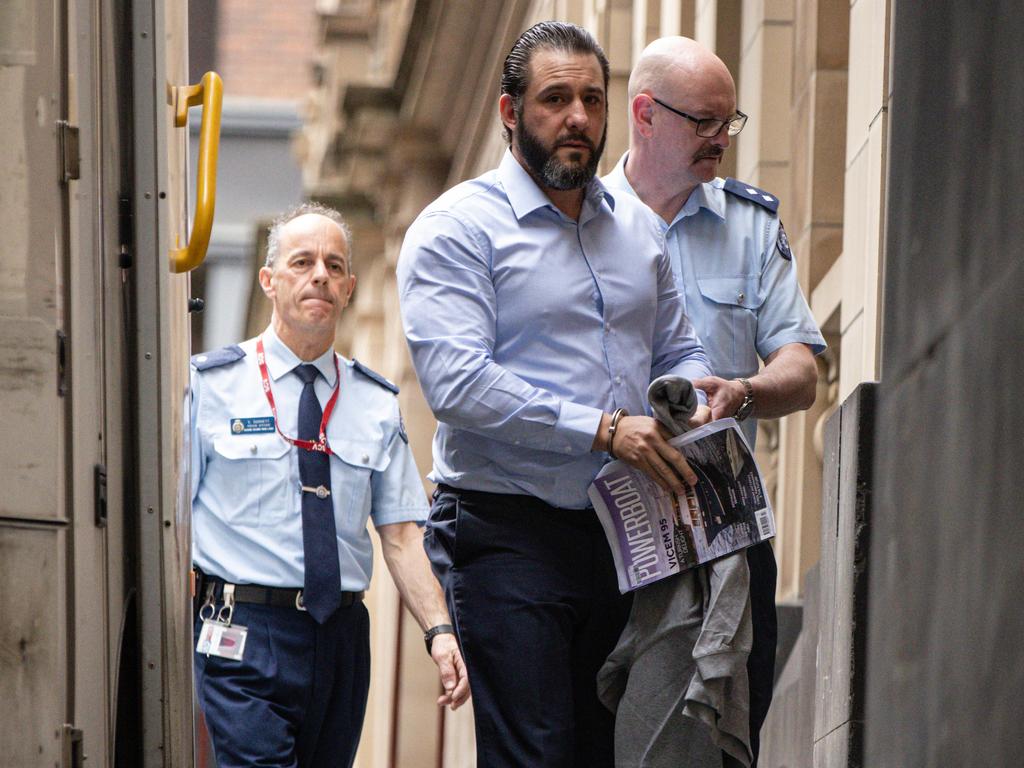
[607,407,628,459]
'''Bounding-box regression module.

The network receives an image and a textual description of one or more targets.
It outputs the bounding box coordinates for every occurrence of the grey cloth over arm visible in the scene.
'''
[647,374,698,434]
[596,376,754,767]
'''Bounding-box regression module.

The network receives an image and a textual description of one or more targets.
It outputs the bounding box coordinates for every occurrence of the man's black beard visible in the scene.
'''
[515,118,607,191]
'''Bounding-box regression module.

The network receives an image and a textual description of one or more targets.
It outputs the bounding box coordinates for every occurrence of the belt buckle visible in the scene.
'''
[295,590,306,611]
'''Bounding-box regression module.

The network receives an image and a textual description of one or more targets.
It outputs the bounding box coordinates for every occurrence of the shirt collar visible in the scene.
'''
[685,177,726,222]
[261,324,338,387]
[605,151,727,226]
[498,149,615,221]
[604,152,638,198]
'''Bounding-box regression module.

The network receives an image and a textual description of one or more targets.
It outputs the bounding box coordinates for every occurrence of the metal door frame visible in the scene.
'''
[129,0,194,764]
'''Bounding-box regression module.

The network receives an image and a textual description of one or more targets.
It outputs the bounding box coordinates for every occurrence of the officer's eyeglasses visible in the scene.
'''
[650,96,748,138]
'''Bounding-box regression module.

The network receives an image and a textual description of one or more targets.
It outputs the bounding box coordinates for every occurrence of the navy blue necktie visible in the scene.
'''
[294,364,342,622]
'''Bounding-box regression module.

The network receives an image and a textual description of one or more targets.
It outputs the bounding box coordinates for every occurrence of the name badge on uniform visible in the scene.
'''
[196,619,248,661]
[229,416,276,435]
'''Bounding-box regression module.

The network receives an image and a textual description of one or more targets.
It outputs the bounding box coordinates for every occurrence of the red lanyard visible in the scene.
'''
[256,336,340,455]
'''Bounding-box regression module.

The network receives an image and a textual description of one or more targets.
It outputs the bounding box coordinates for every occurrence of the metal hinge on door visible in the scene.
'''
[95,464,108,528]
[61,724,84,767]
[57,120,80,182]
[56,330,67,397]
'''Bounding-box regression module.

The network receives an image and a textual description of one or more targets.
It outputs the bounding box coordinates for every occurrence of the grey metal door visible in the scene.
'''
[0,0,73,763]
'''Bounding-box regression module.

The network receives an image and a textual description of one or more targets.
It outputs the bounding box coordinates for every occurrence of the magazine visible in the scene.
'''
[588,418,775,593]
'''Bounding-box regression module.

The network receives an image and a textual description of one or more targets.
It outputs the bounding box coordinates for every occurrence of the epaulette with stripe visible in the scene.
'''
[723,178,780,214]
[191,345,245,371]
[353,359,399,394]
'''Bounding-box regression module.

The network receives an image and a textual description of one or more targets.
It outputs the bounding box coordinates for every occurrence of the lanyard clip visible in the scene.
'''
[199,581,216,621]
[216,583,236,625]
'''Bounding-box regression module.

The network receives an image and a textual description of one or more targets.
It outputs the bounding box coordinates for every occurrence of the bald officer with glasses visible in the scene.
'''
[602,37,826,766]
[190,203,468,768]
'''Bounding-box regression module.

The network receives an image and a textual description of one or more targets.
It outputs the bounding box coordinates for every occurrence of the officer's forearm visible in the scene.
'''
[749,343,818,418]
[377,521,452,630]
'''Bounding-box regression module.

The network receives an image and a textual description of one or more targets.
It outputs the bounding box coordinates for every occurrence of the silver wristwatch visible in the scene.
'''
[734,378,754,421]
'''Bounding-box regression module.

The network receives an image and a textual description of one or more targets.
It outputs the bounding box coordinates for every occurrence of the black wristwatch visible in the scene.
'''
[734,378,755,421]
[424,624,455,655]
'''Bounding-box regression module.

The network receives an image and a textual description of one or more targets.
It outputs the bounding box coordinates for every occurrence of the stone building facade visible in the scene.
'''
[285,0,891,764]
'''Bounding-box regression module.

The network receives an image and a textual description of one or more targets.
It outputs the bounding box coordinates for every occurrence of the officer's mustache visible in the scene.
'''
[694,147,724,161]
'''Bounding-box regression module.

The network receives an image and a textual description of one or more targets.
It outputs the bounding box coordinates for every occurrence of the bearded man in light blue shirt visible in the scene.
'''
[603,36,827,767]
[397,21,712,768]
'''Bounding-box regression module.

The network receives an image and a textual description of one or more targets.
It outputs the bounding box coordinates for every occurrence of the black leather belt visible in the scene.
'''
[231,583,364,610]
[197,571,363,611]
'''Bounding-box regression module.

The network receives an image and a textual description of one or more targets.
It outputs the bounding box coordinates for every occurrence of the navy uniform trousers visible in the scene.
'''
[426,486,632,768]
[194,589,370,768]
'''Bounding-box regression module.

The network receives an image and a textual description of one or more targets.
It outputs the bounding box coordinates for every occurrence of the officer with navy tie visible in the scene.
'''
[190,203,468,768]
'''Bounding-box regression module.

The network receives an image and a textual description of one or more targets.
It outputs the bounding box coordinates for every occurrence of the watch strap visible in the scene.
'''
[424,623,455,655]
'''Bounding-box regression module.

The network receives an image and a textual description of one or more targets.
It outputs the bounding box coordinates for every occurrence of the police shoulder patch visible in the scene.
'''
[353,359,399,394]
[191,345,245,371]
[723,177,780,214]
[776,222,793,261]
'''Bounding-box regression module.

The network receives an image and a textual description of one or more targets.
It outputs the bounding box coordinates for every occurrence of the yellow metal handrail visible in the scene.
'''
[170,71,223,273]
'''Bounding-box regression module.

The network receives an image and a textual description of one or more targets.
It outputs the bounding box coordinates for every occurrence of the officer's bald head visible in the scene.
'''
[266,203,352,271]
[627,37,734,115]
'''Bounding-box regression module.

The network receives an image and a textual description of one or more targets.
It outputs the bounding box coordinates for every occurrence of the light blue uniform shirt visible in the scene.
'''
[397,150,711,509]
[190,325,428,591]
[604,153,827,448]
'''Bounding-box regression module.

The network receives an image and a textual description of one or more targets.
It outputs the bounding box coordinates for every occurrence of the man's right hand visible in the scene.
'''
[594,413,697,491]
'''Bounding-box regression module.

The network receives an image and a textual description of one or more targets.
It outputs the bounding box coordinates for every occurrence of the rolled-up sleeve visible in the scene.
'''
[398,212,603,455]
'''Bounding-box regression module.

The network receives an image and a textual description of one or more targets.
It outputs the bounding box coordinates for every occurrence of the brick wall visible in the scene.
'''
[215,0,320,100]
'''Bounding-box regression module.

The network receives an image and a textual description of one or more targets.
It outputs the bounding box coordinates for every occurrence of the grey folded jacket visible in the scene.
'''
[647,374,698,435]
[596,375,754,767]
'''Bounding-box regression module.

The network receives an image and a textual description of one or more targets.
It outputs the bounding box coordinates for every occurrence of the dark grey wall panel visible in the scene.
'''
[814,384,874,768]
[881,1,1024,385]
[866,2,1024,765]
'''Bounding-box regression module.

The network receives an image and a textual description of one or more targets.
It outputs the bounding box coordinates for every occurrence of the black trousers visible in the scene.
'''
[425,486,632,768]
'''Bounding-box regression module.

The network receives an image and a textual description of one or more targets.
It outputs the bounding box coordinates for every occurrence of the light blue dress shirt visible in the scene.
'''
[397,150,711,509]
[604,153,827,448]
[190,325,428,591]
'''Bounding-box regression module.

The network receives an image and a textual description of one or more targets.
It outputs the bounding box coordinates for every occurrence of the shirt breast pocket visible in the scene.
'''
[211,434,292,526]
[329,440,390,534]
[695,276,765,378]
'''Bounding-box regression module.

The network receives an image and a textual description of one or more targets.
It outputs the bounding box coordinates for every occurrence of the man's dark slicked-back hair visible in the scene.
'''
[500,21,610,142]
